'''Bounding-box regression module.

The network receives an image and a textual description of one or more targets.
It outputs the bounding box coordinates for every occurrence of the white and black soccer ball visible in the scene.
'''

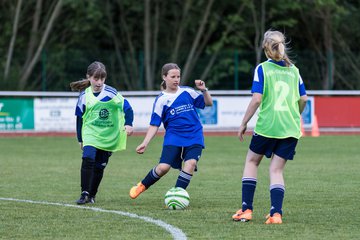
[164,187,190,210]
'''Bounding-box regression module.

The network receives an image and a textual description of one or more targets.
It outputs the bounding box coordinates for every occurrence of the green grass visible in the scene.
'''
[0,135,359,239]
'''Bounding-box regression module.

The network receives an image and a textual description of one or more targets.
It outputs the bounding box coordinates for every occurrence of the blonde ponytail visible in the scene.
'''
[262,30,293,67]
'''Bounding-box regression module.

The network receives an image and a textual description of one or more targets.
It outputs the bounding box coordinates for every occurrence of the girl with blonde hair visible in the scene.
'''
[232,30,308,224]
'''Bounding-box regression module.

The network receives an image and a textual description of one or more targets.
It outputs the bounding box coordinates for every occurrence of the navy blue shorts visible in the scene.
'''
[249,133,298,160]
[159,144,203,170]
[82,146,112,169]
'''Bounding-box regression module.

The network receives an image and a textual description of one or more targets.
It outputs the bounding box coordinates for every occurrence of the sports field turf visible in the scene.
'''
[0,135,359,239]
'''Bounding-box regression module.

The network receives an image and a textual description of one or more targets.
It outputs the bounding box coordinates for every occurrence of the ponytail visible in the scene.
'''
[282,54,292,67]
[160,80,166,90]
[70,79,91,92]
[263,30,293,67]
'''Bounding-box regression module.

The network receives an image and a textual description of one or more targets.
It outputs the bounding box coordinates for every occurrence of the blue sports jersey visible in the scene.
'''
[150,86,206,147]
[251,59,307,96]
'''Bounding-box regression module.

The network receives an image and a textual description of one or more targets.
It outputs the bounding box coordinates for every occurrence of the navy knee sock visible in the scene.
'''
[270,184,285,216]
[175,170,193,189]
[141,167,160,188]
[242,177,257,211]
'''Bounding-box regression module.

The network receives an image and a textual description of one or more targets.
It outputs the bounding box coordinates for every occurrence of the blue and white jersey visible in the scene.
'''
[251,59,307,96]
[150,86,206,147]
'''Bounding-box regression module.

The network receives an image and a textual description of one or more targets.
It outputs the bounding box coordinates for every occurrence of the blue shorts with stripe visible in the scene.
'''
[249,133,298,160]
[159,144,203,170]
[82,146,112,169]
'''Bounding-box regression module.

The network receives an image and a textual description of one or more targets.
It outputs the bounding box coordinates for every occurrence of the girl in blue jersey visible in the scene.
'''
[129,63,213,199]
[232,30,308,224]
[70,61,134,204]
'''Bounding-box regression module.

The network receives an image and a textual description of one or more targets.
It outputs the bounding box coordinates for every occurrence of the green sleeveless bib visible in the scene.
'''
[254,61,301,139]
[82,87,127,151]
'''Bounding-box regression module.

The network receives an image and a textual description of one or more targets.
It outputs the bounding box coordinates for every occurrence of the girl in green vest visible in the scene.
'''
[70,61,134,204]
[232,30,308,224]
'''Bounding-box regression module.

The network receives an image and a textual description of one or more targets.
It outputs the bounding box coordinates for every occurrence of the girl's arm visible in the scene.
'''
[136,125,159,154]
[76,116,83,149]
[298,95,308,114]
[238,93,262,141]
[123,99,134,136]
[194,80,213,106]
[202,89,213,107]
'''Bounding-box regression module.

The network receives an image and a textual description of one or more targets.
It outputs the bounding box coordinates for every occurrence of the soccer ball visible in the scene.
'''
[164,187,190,210]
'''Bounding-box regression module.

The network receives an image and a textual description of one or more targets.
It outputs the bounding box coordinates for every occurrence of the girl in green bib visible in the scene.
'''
[232,30,308,224]
[70,61,134,204]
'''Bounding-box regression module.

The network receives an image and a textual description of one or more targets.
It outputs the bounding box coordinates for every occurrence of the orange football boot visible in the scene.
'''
[265,213,282,224]
[129,182,146,199]
[232,209,253,222]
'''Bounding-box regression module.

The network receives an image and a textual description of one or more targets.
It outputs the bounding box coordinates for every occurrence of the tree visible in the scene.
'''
[1,0,359,91]
[18,0,63,90]
[4,0,22,81]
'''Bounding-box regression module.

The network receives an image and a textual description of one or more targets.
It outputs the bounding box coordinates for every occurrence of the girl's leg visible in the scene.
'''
[268,154,286,216]
[89,151,111,202]
[233,149,263,221]
[88,167,103,202]
[76,157,95,204]
[142,163,171,187]
[130,146,181,199]
[175,159,197,189]
[175,145,202,190]
[130,163,171,199]
[241,149,263,211]
[80,157,95,193]
[142,163,172,187]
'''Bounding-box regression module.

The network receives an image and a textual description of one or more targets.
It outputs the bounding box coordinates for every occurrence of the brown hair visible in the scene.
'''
[70,61,107,91]
[262,30,292,67]
[160,63,181,90]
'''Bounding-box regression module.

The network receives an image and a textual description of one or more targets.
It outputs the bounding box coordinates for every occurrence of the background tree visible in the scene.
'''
[3,0,22,81]
[0,0,359,91]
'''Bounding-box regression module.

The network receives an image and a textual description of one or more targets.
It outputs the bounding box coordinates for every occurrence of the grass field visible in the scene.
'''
[0,135,359,239]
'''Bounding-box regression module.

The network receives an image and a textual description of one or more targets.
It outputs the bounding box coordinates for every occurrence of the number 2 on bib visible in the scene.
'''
[274,81,290,111]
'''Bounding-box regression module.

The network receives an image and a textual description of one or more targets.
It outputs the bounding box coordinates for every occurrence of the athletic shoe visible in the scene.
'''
[265,213,282,224]
[76,191,89,205]
[232,209,253,222]
[88,196,95,204]
[129,182,146,199]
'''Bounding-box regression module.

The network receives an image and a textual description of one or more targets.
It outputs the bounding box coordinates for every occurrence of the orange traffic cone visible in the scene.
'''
[300,117,305,136]
[311,115,320,137]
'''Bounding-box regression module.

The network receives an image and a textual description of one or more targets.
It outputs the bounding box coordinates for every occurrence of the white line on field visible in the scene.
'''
[0,197,187,240]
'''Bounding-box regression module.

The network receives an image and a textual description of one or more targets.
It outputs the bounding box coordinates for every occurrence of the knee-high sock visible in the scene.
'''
[175,170,193,189]
[270,184,285,216]
[81,158,95,192]
[89,167,104,197]
[242,177,257,211]
[141,167,160,188]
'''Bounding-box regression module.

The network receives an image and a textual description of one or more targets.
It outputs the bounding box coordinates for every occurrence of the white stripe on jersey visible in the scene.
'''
[153,87,200,118]
[253,65,260,82]
[76,84,118,114]
[299,75,303,85]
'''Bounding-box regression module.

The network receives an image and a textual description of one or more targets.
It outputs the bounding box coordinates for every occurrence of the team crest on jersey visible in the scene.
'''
[99,109,109,120]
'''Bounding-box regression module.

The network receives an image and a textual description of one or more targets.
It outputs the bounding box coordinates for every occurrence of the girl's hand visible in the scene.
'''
[125,125,133,136]
[79,142,83,150]
[136,143,147,154]
[194,79,207,91]
[238,124,247,142]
